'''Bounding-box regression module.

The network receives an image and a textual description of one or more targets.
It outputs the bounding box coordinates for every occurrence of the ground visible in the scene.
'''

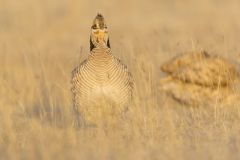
[0,0,240,159]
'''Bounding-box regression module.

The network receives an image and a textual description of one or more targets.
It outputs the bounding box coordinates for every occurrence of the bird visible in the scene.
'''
[160,50,240,106]
[71,14,134,127]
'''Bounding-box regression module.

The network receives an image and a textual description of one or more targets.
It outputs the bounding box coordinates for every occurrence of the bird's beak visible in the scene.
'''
[97,31,105,43]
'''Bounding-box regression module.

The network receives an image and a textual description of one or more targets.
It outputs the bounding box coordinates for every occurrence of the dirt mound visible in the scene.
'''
[160,51,240,106]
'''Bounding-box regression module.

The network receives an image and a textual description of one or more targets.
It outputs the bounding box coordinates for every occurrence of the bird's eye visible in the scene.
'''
[92,26,97,29]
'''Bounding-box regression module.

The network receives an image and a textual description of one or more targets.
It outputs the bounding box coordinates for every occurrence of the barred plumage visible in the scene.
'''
[71,14,134,126]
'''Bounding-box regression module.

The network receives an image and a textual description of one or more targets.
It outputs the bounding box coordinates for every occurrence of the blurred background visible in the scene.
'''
[1,0,240,159]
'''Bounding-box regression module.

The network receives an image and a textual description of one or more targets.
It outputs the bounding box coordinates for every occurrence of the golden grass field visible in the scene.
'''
[1,0,240,159]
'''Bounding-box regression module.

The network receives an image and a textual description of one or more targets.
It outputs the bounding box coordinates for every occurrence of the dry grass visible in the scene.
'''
[1,0,240,159]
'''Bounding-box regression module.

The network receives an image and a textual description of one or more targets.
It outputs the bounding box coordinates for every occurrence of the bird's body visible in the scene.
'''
[71,14,134,126]
[72,46,133,108]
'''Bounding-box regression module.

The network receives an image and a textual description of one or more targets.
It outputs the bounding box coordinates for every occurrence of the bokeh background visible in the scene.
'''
[1,0,240,159]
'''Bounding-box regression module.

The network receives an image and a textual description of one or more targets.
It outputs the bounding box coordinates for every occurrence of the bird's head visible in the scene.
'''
[90,13,110,50]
